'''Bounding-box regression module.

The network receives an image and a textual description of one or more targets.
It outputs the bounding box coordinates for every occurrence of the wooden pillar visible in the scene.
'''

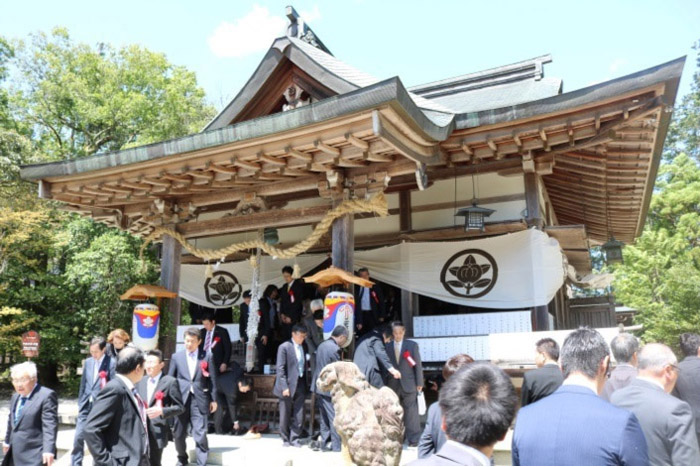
[525,173,550,331]
[331,198,354,279]
[160,233,182,361]
[399,190,412,232]
[401,289,414,337]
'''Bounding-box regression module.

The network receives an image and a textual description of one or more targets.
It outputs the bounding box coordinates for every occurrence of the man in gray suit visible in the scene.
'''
[2,362,58,466]
[310,326,348,452]
[611,343,700,465]
[673,332,700,448]
[353,325,400,388]
[385,321,424,447]
[273,324,309,447]
[602,333,639,401]
[409,363,517,466]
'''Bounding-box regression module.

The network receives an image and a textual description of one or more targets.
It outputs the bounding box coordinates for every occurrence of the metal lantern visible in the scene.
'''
[602,237,625,264]
[455,202,496,232]
[263,227,279,245]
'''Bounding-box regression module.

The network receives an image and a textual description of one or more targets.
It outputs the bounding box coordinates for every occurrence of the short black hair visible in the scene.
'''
[331,326,349,338]
[147,349,163,362]
[357,267,369,274]
[560,327,609,379]
[680,333,700,357]
[116,347,145,375]
[439,363,517,448]
[90,336,107,350]
[379,325,393,339]
[610,333,639,363]
[443,354,475,380]
[184,327,201,340]
[536,338,560,362]
[240,376,253,388]
[282,266,294,275]
[263,284,278,297]
[312,309,324,320]
[243,290,251,299]
[292,324,308,335]
[201,311,216,322]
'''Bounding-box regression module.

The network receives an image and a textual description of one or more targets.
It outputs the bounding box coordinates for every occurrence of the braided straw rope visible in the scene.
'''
[139,192,388,262]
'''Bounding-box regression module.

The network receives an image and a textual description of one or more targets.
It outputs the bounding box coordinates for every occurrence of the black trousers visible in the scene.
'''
[255,337,268,373]
[173,396,209,466]
[318,394,341,451]
[149,444,163,466]
[278,378,306,443]
[213,390,240,434]
[398,388,421,444]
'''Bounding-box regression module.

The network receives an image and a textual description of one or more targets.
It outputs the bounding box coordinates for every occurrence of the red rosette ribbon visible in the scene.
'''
[200,360,210,377]
[289,289,295,304]
[211,336,221,349]
[154,390,165,409]
[403,351,416,368]
[371,290,379,304]
[99,370,108,389]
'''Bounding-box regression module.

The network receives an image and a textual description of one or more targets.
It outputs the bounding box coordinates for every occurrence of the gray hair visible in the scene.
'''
[10,361,38,380]
[638,343,677,372]
[310,299,324,311]
[610,333,639,363]
[331,325,349,339]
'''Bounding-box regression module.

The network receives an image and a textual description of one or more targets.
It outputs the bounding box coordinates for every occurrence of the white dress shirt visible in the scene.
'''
[92,355,105,384]
[147,372,162,403]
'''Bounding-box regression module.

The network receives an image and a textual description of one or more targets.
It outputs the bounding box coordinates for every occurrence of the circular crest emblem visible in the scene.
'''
[440,249,498,299]
[204,271,242,306]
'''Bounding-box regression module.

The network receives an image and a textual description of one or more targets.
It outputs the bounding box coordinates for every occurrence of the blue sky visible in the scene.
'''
[2,1,698,111]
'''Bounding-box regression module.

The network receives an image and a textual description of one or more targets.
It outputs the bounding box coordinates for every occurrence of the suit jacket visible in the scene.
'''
[673,356,700,446]
[409,440,490,466]
[520,364,564,406]
[168,349,218,414]
[612,378,700,466]
[602,364,638,402]
[512,384,648,466]
[417,401,446,459]
[135,374,184,450]
[199,325,232,373]
[2,385,58,466]
[312,338,341,395]
[354,330,394,388]
[78,354,116,412]
[216,361,245,397]
[273,340,308,398]
[386,339,424,394]
[84,377,148,466]
[354,282,386,328]
[240,301,272,343]
[280,279,305,324]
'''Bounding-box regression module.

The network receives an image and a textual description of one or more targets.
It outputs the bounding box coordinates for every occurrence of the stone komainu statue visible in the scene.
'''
[317,361,404,466]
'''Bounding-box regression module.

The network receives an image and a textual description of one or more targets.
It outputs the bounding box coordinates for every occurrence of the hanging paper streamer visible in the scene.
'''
[323,292,355,348]
[245,248,262,372]
[132,303,160,351]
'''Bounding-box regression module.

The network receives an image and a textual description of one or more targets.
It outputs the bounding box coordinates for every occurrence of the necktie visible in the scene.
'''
[14,396,27,426]
[296,345,304,376]
[395,343,401,362]
[93,359,100,384]
[204,331,213,352]
[132,388,149,454]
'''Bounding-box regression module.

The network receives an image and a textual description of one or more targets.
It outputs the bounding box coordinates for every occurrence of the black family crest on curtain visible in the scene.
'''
[440,249,498,299]
[205,271,242,306]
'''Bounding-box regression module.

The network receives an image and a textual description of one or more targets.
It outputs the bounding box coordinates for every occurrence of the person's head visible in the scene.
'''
[637,343,679,393]
[145,350,165,378]
[312,309,324,328]
[610,333,639,366]
[10,361,37,397]
[439,363,517,452]
[108,328,130,350]
[184,327,202,353]
[282,266,294,283]
[243,290,251,305]
[534,338,560,367]
[679,333,700,358]
[331,326,349,348]
[560,327,610,394]
[116,346,146,383]
[443,354,475,380]
[90,336,107,360]
[291,324,308,345]
[380,325,393,344]
[391,321,405,342]
[358,267,370,281]
[238,376,253,393]
[201,311,216,331]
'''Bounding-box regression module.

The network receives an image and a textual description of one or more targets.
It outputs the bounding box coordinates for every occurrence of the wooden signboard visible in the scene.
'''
[21,331,40,358]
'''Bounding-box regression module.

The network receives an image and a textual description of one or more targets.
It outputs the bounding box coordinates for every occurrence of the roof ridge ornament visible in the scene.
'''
[285,5,332,55]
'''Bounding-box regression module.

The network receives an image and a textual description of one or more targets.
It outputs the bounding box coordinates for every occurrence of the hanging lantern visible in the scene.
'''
[263,227,279,245]
[455,202,496,232]
[602,237,625,264]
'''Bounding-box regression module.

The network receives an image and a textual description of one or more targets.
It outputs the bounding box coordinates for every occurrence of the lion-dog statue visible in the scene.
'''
[317,361,404,466]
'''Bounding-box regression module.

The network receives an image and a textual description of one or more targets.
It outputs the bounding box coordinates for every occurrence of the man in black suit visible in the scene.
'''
[304,302,325,378]
[354,268,386,336]
[520,338,564,407]
[386,321,424,447]
[72,336,116,465]
[601,333,639,401]
[353,325,400,388]
[84,347,149,466]
[2,362,58,466]
[310,326,349,452]
[280,265,304,328]
[136,350,184,466]
[273,324,308,447]
[409,364,517,466]
[213,361,252,435]
[200,311,232,376]
[612,343,700,466]
[673,332,700,448]
[259,285,280,370]
[169,327,218,466]
[240,289,272,373]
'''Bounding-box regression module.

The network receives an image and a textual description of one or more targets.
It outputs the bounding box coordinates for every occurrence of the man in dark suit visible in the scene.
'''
[304,302,325,378]
[418,354,474,459]
[169,327,218,466]
[273,324,308,447]
[673,332,700,448]
[200,311,232,376]
[280,265,304,327]
[136,349,184,466]
[385,321,424,447]
[602,333,639,402]
[84,347,149,466]
[72,336,116,466]
[259,285,279,371]
[311,326,349,452]
[409,363,517,466]
[512,327,648,466]
[611,343,700,466]
[213,361,252,435]
[354,325,400,388]
[2,362,58,466]
[521,338,564,407]
[354,268,386,336]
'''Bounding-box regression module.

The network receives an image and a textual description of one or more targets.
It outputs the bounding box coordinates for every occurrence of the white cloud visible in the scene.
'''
[207,5,286,58]
[300,5,322,23]
[609,58,628,73]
